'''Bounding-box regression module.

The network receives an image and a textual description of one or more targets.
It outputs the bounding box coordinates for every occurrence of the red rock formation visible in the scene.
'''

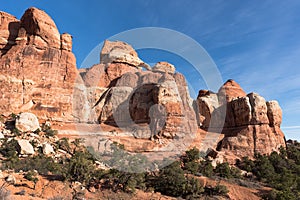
[0,8,78,122]
[0,11,20,54]
[218,79,247,102]
[196,79,286,161]
[0,8,286,161]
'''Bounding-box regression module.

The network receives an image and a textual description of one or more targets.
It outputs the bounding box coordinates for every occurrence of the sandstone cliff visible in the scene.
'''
[79,40,198,139]
[0,7,286,162]
[196,80,286,161]
[0,8,78,122]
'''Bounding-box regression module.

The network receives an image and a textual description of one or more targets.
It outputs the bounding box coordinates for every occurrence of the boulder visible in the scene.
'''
[152,62,176,74]
[15,112,40,132]
[17,139,35,155]
[43,143,54,155]
[116,72,139,88]
[196,93,220,128]
[100,40,151,70]
[247,93,269,124]
[231,97,252,126]
[5,174,16,185]
[267,100,282,126]
[61,33,72,51]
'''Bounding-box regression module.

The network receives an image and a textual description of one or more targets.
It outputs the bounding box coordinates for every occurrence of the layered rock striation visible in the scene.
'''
[79,41,198,139]
[0,7,78,122]
[0,7,286,160]
[195,80,286,160]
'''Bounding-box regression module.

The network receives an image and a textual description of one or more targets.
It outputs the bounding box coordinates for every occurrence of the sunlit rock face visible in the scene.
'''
[195,79,286,161]
[0,7,78,122]
[0,8,286,161]
[93,41,197,138]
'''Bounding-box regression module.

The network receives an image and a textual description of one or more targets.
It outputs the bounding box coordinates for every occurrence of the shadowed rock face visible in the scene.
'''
[20,7,61,49]
[0,11,20,54]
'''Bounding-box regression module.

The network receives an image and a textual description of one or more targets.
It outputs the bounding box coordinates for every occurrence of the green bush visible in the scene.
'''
[103,169,146,193]
[204,184,229,196]
[0,138,20,158]
[24,170,39,189]
[155,161,186,197]
[56,137,71,154]
[185,147,200,162]
[198,160,214,177]
[1,153,61,175]
[185,161,199,174]
[65,150,95,184]
[236,156,255,172]
[236,142,300,199]
[42,124,58,137]
[214,162,232,178]
[183,177,204,199]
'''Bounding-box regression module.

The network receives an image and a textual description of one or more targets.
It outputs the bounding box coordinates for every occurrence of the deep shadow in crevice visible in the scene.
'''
[1,21,20,56]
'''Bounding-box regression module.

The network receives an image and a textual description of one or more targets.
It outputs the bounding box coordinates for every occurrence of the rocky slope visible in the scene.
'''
[0,7,286,163]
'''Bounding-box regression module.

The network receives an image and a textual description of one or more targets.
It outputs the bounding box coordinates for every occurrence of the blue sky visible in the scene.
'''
[1,0,300,140]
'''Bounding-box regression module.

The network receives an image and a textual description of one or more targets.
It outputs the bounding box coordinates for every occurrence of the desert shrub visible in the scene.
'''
[103,142,150,173]
[214,162,241,179]
[102,169,146,193]
[72,138,84,147]
[204,184,229,196]
[9,113,17,120]
[24,170,39,189]
[253,154,278,183]
[236,156,255,172]
[236,142,300,199]
[11,128,21,136]
[185,160,199,174]
[42,123,58,137]
[262,189,298,200]
[183,177,204,199]
[214,162,232,178]
[0,138,20,170]
[183,147,200,174]
[155,161,186,197]
[198,160,214,177]
[154,160,204,198]
[0,138,20,158]
[185,147,200,162]
[1,153,61,175]
[65,150,95,184]
[56,137,71,153]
